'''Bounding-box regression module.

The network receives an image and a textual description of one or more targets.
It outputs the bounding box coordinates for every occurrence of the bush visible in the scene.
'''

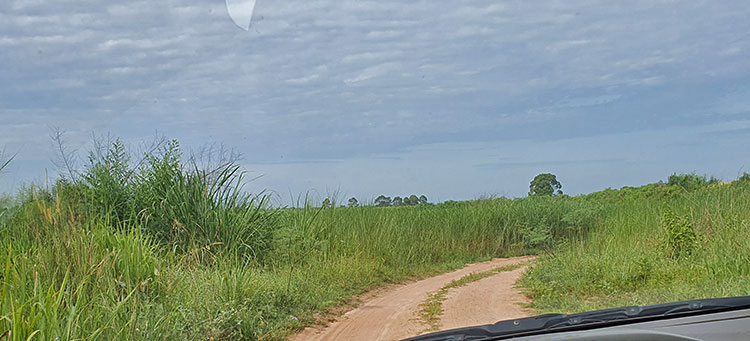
[667,173,718,192]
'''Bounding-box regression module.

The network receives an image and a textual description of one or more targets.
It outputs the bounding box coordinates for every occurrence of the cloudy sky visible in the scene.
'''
[1,0,750,204]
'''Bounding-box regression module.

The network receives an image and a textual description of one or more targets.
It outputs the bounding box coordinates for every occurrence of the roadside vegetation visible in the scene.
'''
[1,137,749,339]
[0,138,594,340]
[520,174,750,313]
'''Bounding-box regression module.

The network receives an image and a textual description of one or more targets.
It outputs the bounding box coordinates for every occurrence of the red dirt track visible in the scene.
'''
[290,256,534,341]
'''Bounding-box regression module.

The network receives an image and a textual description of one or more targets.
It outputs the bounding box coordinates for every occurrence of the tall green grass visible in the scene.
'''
[2,139,594,339]
[5,137,748,339]
[520,180,750,313]
[273,196,601,274]
[0,194,585,339]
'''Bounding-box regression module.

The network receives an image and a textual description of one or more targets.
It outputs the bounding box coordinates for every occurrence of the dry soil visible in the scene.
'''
[289,255,534,341]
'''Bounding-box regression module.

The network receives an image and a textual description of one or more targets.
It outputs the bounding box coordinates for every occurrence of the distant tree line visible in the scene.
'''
[324,171,741,209]
[374,194,428,207]
[319,195,429,208]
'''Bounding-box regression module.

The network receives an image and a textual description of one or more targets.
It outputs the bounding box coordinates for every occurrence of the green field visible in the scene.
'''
[2,140,749,339]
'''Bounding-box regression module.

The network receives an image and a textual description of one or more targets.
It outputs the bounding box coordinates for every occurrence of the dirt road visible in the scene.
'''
[290,256,534,341]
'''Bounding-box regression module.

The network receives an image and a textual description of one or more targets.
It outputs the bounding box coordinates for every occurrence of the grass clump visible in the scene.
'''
[661,207,698,258]
[58,138,277,261]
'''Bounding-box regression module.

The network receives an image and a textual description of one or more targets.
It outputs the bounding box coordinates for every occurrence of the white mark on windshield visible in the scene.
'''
[225,0,257,31]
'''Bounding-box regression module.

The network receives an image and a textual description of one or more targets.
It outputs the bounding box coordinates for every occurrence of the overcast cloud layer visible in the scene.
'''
[2,0,750,203]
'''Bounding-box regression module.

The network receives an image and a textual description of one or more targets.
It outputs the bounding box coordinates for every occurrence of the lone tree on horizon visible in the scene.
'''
[529,173,563,196]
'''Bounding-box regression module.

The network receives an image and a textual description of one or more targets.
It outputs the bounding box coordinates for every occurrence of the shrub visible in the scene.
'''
[667,173,718,192]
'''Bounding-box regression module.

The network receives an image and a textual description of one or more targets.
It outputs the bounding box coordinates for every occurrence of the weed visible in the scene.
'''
[662,208,698,259]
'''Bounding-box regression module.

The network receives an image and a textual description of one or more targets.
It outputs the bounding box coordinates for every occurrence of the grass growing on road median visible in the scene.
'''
[417,263,526,333]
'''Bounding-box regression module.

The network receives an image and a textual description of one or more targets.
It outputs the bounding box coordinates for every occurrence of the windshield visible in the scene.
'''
[1,1,749,340]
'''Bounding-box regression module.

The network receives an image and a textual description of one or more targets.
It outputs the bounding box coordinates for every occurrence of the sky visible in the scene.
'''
[1,0,750,205]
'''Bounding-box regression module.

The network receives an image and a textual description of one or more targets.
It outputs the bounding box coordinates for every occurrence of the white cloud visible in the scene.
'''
[366,30,401,40]
[719,46,741,56]
[96,37,181,51]
[545,39,595,53]
[344,62,401,84]
[341,51,402,64]
[286,74,319,84]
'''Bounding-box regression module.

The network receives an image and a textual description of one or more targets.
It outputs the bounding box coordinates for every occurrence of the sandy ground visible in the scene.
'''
[439,265,531,330]
[289,256,534,341]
